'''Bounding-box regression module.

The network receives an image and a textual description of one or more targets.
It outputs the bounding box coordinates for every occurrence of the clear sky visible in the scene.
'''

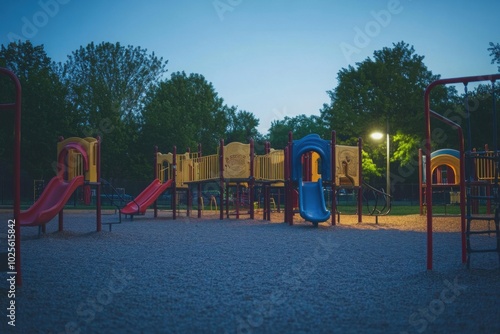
[1,0,498,134]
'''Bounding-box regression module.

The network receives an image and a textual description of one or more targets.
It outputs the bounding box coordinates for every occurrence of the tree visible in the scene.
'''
[361,150,381,183]
[226,108,262,144]
[60,41,168,179]
[141,72,230,157]
[488,42,500,72]
[459,83,500,150]
[267,114,327,149]
[0,41,73,179]
[320,41,456,182]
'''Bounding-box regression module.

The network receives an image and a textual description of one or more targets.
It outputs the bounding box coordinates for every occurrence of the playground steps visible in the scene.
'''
[464,153,500,268]
[467,214,496,221]
[468,195,497,201]
[468,229,497,235]
[465,209,500,268]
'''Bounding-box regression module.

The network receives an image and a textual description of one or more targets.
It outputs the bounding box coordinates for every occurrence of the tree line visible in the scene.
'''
[1,40,498,185]
[0,41,262,181]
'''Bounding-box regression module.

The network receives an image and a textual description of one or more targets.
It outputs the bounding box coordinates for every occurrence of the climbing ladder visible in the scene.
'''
[463,79,500,268]
[424,73,500,270]
[464,151,500,268]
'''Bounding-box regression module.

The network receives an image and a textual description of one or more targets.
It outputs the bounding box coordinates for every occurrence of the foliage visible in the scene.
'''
[60,41,168,179]
[226,109,261,144]
[320,41,458,181]
[361,150,381,183]
[391,132,421,166]
[4,38,494,190]
[0,41,72,178]
[322,41,444,137]
[488,42,500,72]
[267,114,327,149]
[141,71,230,156]
[460,83,500,150]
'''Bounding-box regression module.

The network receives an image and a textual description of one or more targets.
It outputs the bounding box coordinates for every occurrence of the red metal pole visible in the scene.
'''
[484,144,492,215]
[173,146,177,220]
[424,86,434,270]
[458,130,466,264]
[357,137,363,223]
[331,131,337,226]
[226,184,229,219]
[154,146,158,218]
[284,146,289,224]
[264,140,272,219]
[186,147,191,218]
[198,143,202,219]
[58,136,65,231]
[418,149,423,216]
[268,187,272,221]
[13,70,22,286]
[59,208,64,232]
[219,139,224,220]
[250,138,255,220]
[235,183,240,219]
[287,131,294,225]
[0,68,23,286]
[96,136,102,232]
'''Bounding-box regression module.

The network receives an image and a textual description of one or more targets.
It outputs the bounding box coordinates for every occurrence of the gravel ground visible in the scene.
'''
[0,210,498,334]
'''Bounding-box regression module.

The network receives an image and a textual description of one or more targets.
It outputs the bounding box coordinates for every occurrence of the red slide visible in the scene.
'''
[121,179,173,216]
[19,175,84,226]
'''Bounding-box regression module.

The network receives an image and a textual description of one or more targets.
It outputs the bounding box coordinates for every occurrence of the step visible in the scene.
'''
[467,248,500,254]
[466,195,496,200]
[467,230,499,235]
[467,215,496,221]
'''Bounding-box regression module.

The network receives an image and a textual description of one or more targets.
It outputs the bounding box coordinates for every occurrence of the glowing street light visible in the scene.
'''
[370,130,390,196]
[370,132,384,140]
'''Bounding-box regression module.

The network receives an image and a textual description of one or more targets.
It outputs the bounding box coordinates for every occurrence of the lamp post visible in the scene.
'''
[370,129,390,196]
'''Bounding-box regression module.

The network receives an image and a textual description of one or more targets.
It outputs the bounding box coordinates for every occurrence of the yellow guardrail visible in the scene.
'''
[192,154,219,181]
[254,150,284,181]
[159,144,286,184]
[476,151,496,181]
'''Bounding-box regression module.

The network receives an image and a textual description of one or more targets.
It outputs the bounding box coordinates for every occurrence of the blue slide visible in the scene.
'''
[298,177,330,224]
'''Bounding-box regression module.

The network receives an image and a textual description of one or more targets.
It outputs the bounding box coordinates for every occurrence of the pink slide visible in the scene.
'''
[19,175,84,226]
[121,179,173,216]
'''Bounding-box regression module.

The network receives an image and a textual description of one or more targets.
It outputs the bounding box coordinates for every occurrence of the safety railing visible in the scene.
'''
[192,154,219,181]
[475,151,496,181]
[254,150,285,181]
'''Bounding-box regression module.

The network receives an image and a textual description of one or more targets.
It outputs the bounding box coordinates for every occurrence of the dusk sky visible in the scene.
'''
[1,0,499,133]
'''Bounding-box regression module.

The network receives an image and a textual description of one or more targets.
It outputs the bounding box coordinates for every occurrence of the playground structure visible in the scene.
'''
[19,136,102,231]
[285,132,391,226]
[419,148,462,214]
[286,133,334,225]
[8,68,497,286]
[131,131,390,226]
[125,139,277,221]
[424,73,500,270]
